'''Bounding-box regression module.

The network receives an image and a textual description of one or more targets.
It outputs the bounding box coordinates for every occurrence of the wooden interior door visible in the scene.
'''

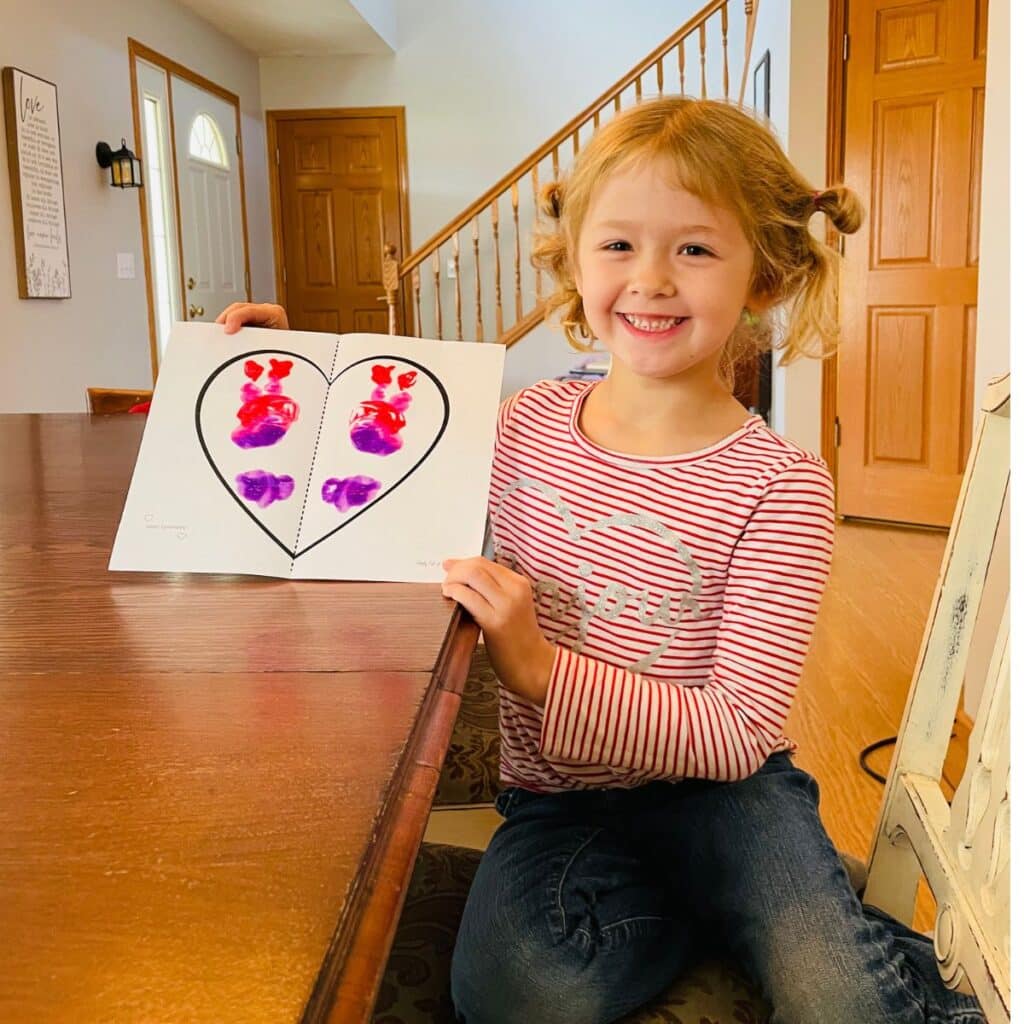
[837,0,987,526]
[274,111,407,335]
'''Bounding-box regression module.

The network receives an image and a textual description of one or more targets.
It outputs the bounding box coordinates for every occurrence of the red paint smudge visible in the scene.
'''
[268,358,293,380]
[352,400,405,436]
[237,394,298,429]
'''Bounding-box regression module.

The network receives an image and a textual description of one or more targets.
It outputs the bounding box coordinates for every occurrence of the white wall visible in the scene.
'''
[260,0,726,396]
[349,0,398,52]
[0,0,273,413]
[777,0,834,455]
[973,0,1009,414]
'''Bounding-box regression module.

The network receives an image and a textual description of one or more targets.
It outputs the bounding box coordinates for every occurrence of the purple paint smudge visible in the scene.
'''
[236,470,295,508]
[234,421,289,449]
[322,475,382,513]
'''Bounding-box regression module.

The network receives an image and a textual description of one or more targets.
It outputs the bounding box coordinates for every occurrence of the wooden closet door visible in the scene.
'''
[837,0,987,526]
[276,114,406,335]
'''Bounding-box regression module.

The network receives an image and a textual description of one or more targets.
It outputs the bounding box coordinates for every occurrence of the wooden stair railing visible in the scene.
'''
[382,0,760,347]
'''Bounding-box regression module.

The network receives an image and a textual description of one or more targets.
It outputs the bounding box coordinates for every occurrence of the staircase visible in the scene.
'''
[382,0,761,348]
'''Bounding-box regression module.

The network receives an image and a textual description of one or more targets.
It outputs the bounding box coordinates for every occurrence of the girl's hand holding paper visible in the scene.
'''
[441,556,555,707]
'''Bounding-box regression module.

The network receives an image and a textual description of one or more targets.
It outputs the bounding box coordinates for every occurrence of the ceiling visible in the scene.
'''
[175,0,395,57]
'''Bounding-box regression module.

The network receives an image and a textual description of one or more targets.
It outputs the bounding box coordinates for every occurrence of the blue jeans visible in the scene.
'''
[450,753,985,1024]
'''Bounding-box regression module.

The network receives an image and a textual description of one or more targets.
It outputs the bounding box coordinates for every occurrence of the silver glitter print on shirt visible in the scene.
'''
[493,477,704,673]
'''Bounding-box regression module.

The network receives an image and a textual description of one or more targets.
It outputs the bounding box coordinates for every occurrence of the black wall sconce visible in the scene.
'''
[96,138,142,188]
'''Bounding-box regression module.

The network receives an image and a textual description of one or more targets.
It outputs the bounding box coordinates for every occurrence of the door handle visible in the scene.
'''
[189,304,205,319]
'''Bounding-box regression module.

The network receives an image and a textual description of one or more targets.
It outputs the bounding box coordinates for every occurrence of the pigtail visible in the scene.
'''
[531,181,595,350]
[769,183,865,364]
[812,185,864,236]
[539,181,563,220]
[778,242,840,364]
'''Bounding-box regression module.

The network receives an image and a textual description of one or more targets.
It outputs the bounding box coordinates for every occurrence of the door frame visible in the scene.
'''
[821,0,847,481]
[265,107,413,330]
[127,38,254,380]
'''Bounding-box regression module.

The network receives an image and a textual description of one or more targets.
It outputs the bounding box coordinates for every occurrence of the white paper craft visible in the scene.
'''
[109,323,505,582]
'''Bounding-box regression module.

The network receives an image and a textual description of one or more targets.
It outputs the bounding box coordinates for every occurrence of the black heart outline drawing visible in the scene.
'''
[195,349,450,561]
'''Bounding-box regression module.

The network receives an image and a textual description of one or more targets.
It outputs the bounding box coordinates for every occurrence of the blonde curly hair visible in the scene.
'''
[531,97,864,386]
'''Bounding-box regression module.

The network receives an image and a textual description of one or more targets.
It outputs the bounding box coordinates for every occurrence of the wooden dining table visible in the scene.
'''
[0,413,479,1023]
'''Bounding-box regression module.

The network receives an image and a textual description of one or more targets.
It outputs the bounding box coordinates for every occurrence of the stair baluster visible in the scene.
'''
[432,249,442,338]
[721,5,730,96]
[472,217,483,343]
[699,21,708,98]
[491,200,503,338]
[511,182,523,323]
[453,231,463,341]
[531,166,541,300]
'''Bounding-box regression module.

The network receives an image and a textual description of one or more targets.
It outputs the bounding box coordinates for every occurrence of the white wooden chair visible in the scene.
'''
[865,373,1010,1023]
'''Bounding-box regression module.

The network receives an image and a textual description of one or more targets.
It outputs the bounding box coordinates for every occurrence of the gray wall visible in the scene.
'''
[0,0,274,412]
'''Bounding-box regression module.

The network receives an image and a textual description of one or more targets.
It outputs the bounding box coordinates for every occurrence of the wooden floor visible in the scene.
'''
[791,519,943,853]
[785,518,960,933]
[427,518,959,934]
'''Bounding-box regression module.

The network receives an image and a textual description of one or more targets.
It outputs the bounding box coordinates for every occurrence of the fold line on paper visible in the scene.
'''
[289,336,342,573]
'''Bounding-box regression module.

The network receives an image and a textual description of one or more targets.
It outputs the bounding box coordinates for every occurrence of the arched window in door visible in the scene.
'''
[188,113,228,167]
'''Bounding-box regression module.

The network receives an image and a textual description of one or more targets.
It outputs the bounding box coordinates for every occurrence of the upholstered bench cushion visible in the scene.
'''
[617,960,770,1023]
[434,647,501,807]
[374,842,773,1024]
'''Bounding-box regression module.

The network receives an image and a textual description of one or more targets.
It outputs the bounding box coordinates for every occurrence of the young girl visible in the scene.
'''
[220,99,984,1024]
[434,99,987,1024]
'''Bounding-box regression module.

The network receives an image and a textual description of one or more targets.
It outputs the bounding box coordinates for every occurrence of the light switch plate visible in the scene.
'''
[117,252,136,279]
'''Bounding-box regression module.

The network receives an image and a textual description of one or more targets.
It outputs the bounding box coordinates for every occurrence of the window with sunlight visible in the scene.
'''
[143,95,177,357]
[188,113,228,167]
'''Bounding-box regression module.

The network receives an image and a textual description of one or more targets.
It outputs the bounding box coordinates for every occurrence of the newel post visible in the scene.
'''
[382,244,399,335]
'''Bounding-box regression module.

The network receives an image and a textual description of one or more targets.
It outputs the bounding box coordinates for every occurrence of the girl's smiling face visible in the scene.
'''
[573,156,760,385]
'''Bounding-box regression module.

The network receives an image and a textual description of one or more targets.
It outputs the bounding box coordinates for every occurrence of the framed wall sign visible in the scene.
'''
[2,67,71,298]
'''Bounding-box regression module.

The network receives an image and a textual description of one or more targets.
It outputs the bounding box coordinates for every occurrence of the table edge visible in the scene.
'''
[303,607,481,1023]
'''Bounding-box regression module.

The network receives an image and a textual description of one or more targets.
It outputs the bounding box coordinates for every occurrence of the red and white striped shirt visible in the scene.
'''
[489,378,835,791]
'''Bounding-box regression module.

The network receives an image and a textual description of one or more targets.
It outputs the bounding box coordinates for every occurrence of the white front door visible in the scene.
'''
[171,76,247,323]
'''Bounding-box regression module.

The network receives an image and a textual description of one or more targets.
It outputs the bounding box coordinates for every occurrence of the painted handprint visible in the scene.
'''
[349,363,418,456]
[232,358,298,449]
[320,364,418,515]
